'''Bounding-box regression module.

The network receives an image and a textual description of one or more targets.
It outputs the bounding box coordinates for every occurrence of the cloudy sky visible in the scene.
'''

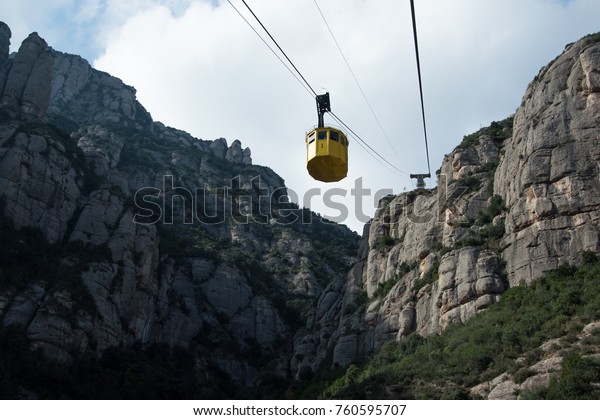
[3,0,600,232]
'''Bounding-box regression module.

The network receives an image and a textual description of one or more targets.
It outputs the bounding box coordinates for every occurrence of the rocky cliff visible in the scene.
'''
[496,36,600,285]
[293,33,600,372]
[0,24,358,396]
[0,22,599,398]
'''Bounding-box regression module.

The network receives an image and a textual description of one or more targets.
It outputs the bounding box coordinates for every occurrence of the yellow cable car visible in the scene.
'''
[305,93,348,182]
[305,126,348,182]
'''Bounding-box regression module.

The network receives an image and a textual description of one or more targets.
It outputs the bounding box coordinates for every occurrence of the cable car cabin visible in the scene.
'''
[305,127,348,182]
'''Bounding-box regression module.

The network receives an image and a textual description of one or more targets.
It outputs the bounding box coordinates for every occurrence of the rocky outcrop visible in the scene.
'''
[293,127,511,370]
[209,137,227,159]
[1,21,599,396]
[0,22,10,64]
[225,139,243,163]
[0,125,82,243]
[0,31,53,118]
[297,34,600,370]
[470,320,600,399]
[495,36,600,285]
[49,50,150,129]
[0,23,357,393]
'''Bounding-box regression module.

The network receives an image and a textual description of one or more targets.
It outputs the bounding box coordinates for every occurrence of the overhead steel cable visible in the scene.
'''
[239,0,318,97]
[330,111,408,176]
[313,0,404,165]
[226,0,314,98]
[410,0,432,176]
[227,0,408,176]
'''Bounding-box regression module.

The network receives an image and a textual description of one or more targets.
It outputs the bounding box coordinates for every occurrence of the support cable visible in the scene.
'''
[410,0,432,176]
[330,111,408,175]
[240,0,318,97]
[313,0,403,164]
[227,0,410,176]
[226,0,314,98]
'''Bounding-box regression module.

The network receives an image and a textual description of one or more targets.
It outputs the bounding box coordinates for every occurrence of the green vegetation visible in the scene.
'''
[366,261,420,301]
[476,195,505,226]
[544,354,600,399]
[375,234,398,251]
[412,260,439,293]
[453,174,482,194]
[448,195,507,254]
[320,255,600,399]
[374,276,400,299]
[405,187,435,202]
[459,117,514,149]
[582,31,600,47]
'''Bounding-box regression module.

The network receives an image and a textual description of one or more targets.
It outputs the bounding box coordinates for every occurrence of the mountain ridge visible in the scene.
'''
[1,22,599,399]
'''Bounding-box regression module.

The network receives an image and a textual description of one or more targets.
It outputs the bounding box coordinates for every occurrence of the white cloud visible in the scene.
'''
[5,0,600,232]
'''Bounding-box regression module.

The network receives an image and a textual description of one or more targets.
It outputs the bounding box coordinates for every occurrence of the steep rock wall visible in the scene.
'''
[0,31,52,118]
[300,34,600,370]
[1,21,599,390]
[0,24,358,390]
[296,130,510,370]
[495,36,600,285]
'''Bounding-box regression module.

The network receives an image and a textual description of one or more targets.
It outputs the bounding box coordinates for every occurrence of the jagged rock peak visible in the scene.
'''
[0,27,53,118]
[0,22,356,393]
[226,139,252,164]
[208,137,252,164]
[0,21,10,64]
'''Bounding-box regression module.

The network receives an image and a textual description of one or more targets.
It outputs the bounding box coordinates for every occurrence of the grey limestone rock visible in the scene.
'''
[225,139,243,163]
[242,146,252,164]
[1,31,53,118]
[0,22,10,64]
[0,127,82,244]
[495,37,600,285]
[0,23,356,392]
[305,34,600,370]
[2,20,600,393]
[209,137,227,159]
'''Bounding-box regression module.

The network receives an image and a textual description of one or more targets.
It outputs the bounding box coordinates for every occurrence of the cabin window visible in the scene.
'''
[308,132,316,144]
[330,131,339,141]
[318,131,326,140]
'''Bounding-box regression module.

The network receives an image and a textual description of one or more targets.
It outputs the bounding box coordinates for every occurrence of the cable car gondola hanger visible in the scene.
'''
[305,92,349,182]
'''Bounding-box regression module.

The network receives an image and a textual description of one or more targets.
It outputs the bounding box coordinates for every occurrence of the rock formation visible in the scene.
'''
[294,34,600,371]
[0,22,10,64]
[0,21,599,398]
[0,22,356,389]
[1,31,53,118]
[495,37,600,284]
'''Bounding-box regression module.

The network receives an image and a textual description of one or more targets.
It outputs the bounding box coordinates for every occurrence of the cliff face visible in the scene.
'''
[295,120,512,370]
[0,25,358,393]
[495,37,600,285]
[0,27,53,119]
[1,22,599,397]
[295,34,600,370]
